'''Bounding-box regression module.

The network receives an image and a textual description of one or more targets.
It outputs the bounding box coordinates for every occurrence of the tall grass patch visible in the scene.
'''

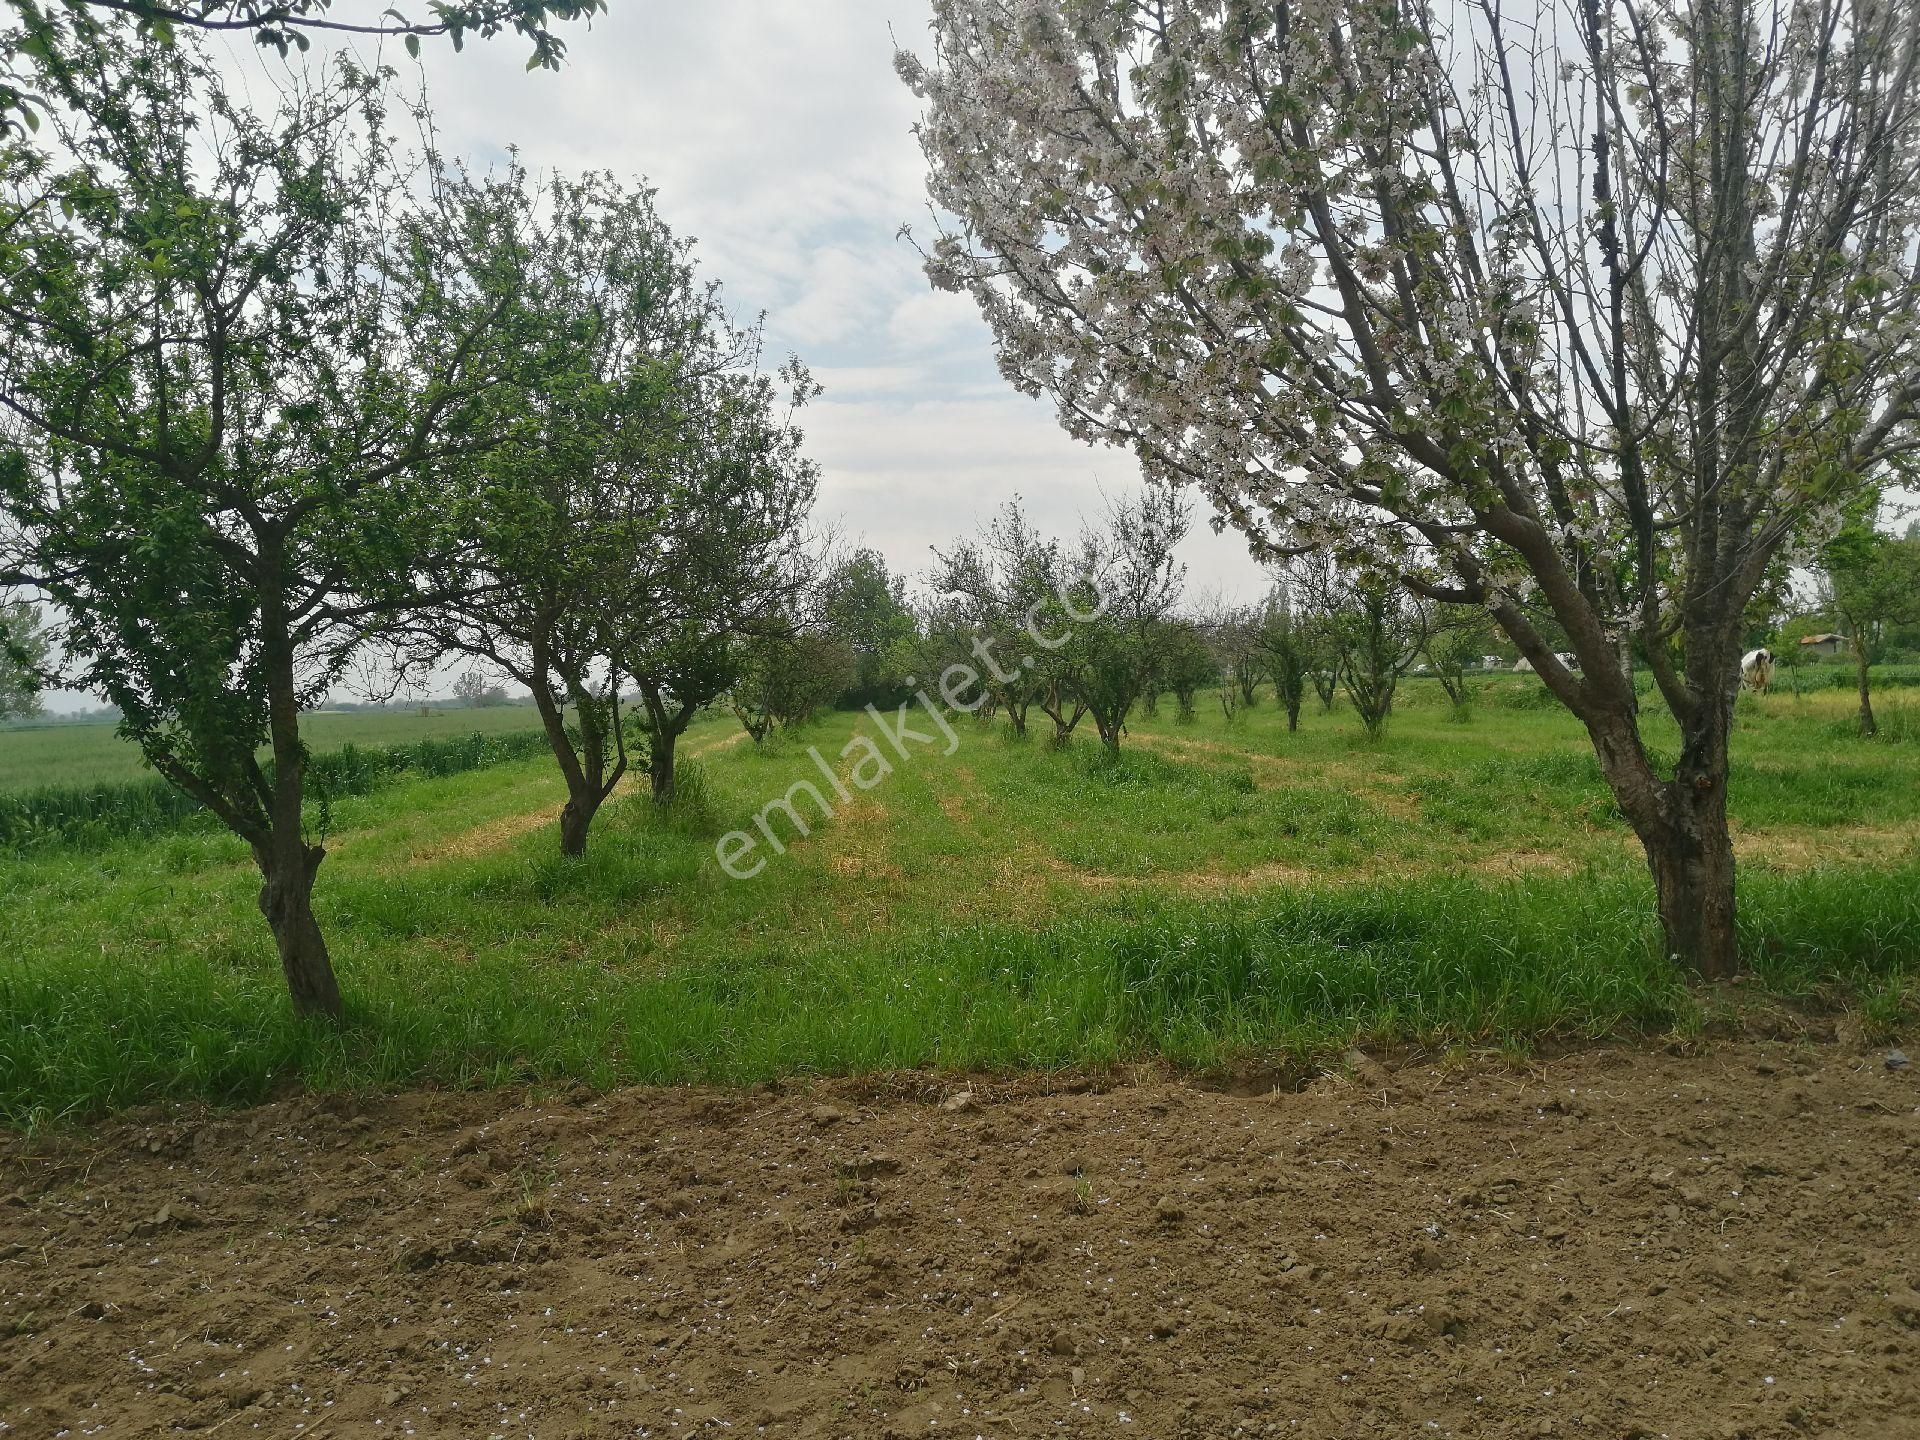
[5,861,1917,1126]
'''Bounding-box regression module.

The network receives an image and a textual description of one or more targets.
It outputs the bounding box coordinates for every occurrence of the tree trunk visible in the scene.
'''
[530,647,595,847]
[1589,699,1741,980]
[257,843,342,1021]
[734,706,773,743]
[1856,648,1877,738]
[528,649,626,857]
[559,793,597,859]
[1042,687,1080,743]
[636,684,692,804]
[1642,782,1739,980]
[256,554,342,1020]
[649,731,677,803]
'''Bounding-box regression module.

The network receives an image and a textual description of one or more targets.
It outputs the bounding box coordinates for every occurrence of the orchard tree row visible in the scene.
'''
[0,22,820,1018]
[756,493,1515,753]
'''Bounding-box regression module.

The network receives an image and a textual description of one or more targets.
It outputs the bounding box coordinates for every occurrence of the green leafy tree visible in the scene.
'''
[631,468,821,801]
[1071,487,1189,753]
[928,498,1061,738]
[1206,605,1263,710]
[1028,525,1117,744]
[1819,515,1920,737]
[1029,598,1091,743]
[1423,605,1503,717]
[729,628,854,741]
[408,165,819,849]
[935,489,1189,750]
[3,0,602,135]
[822,548,916,708]
[0,33,512,1017]
[631,632,735,800]
[1282,554,1344,714]
[1772,612,1830,695]
[1299,565,1429,739]
[0,599,47,718]
[1251,585,1308,732]
[1157,620,1217,722]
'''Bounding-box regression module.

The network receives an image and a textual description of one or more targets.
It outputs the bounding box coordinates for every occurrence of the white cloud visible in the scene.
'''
[773,244,919,350]
[885,288,983,352]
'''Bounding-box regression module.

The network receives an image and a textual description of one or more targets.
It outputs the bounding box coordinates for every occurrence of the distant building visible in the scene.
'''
[1514,652,1581,674]
[1798,633,1846,657]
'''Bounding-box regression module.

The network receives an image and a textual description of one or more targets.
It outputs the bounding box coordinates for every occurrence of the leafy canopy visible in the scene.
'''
[2,0,603,134]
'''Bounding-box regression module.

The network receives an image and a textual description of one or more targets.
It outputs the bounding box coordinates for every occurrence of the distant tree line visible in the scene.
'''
[0,601,47,721]
[734,491,1521,755]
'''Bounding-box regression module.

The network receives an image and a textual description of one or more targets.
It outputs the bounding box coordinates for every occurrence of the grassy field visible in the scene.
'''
[2,680,1917,1125]
[0,702,548,790]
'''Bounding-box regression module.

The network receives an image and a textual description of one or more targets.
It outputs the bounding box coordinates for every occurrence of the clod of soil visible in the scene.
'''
[2,1039,1916,1438]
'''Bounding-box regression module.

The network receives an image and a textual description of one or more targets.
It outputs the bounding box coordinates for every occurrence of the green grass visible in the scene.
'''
[0,702,550,790]
[2,687,1918,1127]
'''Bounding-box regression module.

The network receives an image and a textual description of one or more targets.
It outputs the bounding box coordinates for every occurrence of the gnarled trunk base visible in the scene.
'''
[258,844,342,1020]
[559,797,597,859]
[1643,810,1739,979]
[1589,693,1742,981]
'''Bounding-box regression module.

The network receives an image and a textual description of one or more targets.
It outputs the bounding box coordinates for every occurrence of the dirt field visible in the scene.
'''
[3,1039,1917,1440]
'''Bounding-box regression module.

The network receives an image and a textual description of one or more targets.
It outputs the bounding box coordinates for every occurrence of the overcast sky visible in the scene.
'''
[381,0,1274,600]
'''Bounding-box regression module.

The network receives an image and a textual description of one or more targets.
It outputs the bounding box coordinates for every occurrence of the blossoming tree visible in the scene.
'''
[901,0,1920,976]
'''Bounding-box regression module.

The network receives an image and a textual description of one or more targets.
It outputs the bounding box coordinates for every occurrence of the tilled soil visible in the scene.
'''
[2,1040,1917,1439]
